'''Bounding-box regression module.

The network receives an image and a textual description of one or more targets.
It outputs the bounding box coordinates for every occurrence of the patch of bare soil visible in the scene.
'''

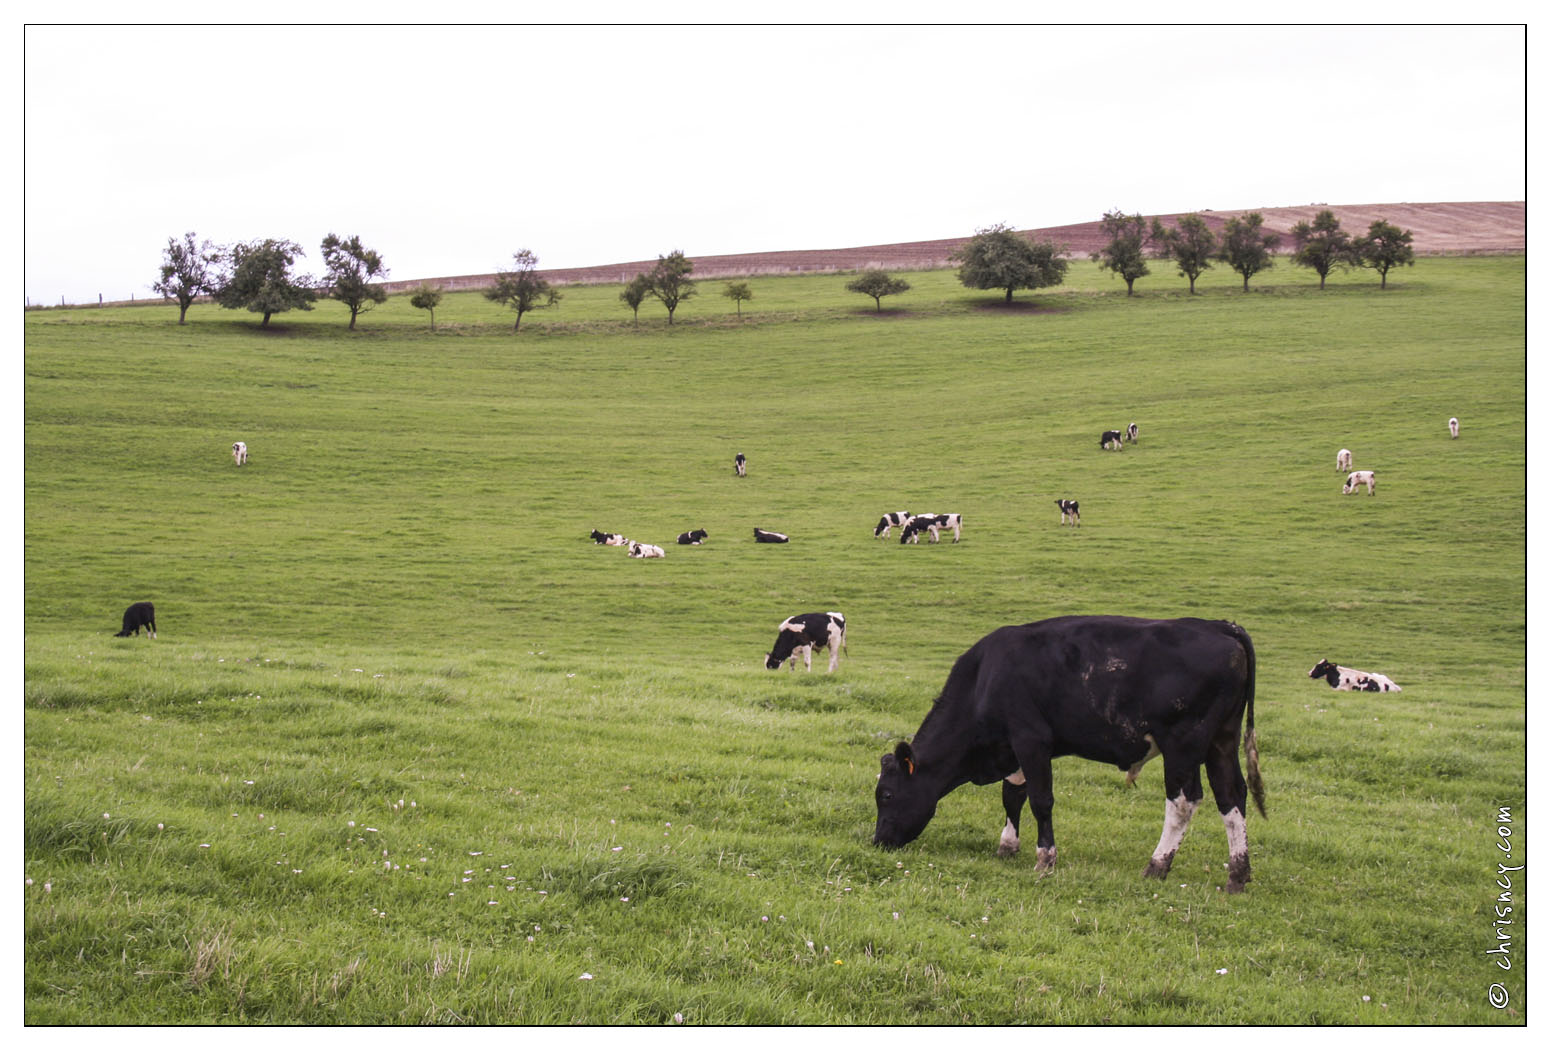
[381,202,1523,294]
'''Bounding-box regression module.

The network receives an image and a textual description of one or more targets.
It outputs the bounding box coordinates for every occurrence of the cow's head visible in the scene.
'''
[873,742,937,849]
[1309,660,1340,686]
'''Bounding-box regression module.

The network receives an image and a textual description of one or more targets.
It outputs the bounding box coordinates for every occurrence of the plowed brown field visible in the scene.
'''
[387,201,1523,295]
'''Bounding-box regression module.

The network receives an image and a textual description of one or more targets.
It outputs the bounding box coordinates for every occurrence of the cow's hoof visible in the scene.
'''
[1225,879,1247,894]
[1033,846,1056,873]
[1142,858,1172,880]
[996,843,1019,858]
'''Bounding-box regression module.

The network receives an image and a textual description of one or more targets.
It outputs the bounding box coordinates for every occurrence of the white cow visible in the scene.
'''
[1337,448,1352,472]
[627,541,666,558]
[232,441,248,466]
[1449,417,1460,439]
[1309,660,1402,692]
[1343,470,1376,495]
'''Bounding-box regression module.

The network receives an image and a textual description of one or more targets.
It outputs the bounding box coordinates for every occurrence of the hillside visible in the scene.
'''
[381,201,1525,295]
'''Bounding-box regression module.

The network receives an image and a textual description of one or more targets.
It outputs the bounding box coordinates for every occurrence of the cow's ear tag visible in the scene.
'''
[903,758,915,775]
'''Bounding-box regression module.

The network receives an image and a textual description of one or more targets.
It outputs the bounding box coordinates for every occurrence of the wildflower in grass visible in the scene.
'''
[579,973,594,981]
[674,1013,684,1025]
[1216,969,1228,975]
[102,813,110,820]
[157,823,164,831]
[25,879,32,887]
[44,883,51,893]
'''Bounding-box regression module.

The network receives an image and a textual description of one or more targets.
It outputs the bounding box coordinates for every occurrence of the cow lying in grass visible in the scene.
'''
[628,541,666,558]
[1308,659,1401,692]
[590,530,628,546]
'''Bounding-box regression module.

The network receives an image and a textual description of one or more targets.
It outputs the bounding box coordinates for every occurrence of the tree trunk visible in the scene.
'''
[349,307,358,330]
[177,302,189,324]
[514,312,522,332]
[1125,278,1135,296]
[1004,287,1014,303]
[262,311,272,327]
[429,309,436,331]
[1188,274,1197,295]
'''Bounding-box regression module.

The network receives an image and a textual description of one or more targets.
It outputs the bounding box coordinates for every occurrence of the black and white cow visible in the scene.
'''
[874,511,912,539]
[627,541,666,558]
[114,601,157,638]
[1449,417,1460,439]
[677,529,709,545]
[1308,659,1401,692]
[1337,448,1353,473]
[232,441,248,466]
[735,453,747,476]
[753,528,789,543]
[1055,499,1080,526]
[1125,422,1139,444]
[873,616,1264,893]
[590,530,628,546]
[900,513,962,544]
[765,612,847,672]
[1343,470,1376,495]
[1100,430,1124,451]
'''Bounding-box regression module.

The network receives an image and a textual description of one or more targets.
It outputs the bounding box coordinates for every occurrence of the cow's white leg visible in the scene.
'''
[998,769,1026,856]
[826,639,840,672]
[1143,790,1198,879]
[802,646,812,672]
[1222,806,1249,892]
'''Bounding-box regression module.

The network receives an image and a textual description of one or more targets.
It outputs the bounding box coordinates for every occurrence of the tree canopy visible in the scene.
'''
[1354,220,1415,289]
[483,250,561,332]
[845,269,911,312]
[951,224,1068,303]
[1091,211,1150,295]
[647,251,696,324]
[214,238,316,327]
[1149,214,1218,294]
[152,232,221,324]
[722,281,753,317]
[620,273,652,323]
[409,284,443,330]
[1217,213,1281,291]
[320,233,389,329]
[1289,210,1354,290]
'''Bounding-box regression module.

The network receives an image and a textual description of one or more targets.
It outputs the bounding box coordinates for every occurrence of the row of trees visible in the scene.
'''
[1089,209,1416,295]
[156,210,1417,332]
[155,233,389,328]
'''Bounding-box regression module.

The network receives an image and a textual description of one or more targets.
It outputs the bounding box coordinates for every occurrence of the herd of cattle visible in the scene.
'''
[108,417,1461,890]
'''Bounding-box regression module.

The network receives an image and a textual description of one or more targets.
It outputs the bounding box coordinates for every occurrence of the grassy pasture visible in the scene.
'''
[23,257,1525,1024]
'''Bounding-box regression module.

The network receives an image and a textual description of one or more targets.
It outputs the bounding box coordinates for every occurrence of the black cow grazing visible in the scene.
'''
[114,601,157,638]
[900,513,963,544]
[753,528,789,543]
[765,612,847,672]
[873,616,1265,893]
[874,511,911,539]
[590,530,627,546]
[1125,422,1139,444]
[1100,430,1125,451]
[735,453,747,477]
[1055,499,1080,526]
[677,529,709,545]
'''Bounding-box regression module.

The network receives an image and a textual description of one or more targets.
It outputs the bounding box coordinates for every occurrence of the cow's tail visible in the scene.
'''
[1224,621,1266,817]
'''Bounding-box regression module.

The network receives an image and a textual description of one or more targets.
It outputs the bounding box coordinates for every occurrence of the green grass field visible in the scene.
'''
[23,256,1525,1023]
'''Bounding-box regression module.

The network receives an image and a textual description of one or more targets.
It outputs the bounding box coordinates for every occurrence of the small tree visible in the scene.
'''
[1091,210,1150,295]
[483,249,561,332]
[845,269,911,312]
[1149,214,1218,294]
[214,238,316,327]
[1354,220,1415,289]
[722,281,753,317]
[153,231,221,324]
[620,273,652,323]
[952,223,1068,303]
[1289,210,1355,290]
[647,250,696,325]
[410,284,444,330]
[320,233,389,329]
[1217,212,1281,291]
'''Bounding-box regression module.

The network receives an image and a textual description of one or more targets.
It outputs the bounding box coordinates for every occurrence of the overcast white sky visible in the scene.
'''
[20,22,1527,306]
